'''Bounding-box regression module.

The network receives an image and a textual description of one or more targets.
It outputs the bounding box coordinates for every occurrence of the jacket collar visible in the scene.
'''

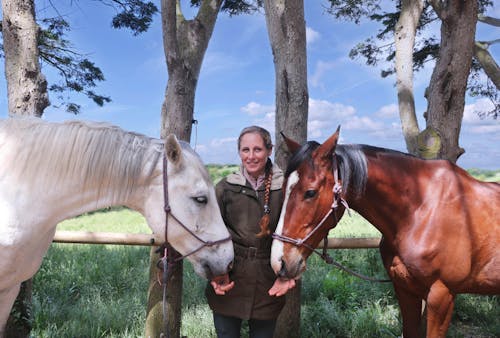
[226,162,283,190]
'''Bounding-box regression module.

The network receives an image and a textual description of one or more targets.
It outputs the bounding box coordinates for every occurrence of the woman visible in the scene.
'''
[206,126,296,338]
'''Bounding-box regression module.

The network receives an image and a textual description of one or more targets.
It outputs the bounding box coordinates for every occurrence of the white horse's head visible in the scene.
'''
[143,134,233,280]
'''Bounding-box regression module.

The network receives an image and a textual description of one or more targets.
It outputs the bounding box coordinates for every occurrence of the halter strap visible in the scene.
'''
[158,153,232,337]
[160,155,231,264]
[272,154,390,283]
[272,153,349,249]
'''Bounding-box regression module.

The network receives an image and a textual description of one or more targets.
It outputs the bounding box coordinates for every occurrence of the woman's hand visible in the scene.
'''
[268,278,296,297]
[210,274,235,295]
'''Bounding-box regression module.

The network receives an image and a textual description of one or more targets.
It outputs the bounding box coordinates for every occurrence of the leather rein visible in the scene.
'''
[272,154,390,283]
[157,154,232,336]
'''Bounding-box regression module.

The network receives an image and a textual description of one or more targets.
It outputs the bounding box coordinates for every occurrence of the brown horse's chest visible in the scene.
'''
[387,255,429,296]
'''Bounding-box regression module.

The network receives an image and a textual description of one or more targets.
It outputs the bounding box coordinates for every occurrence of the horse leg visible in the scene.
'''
[0,284,21,338]
[393,284,423,338]
[380,242,423,338]
[425,280,455,338]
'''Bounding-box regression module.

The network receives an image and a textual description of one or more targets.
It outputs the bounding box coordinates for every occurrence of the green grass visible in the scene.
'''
[30,168,499,337]
[31,207,499,337]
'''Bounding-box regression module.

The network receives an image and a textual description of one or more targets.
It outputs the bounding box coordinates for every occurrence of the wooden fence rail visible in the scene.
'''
[53,230,381,248]
[52,230,381,337]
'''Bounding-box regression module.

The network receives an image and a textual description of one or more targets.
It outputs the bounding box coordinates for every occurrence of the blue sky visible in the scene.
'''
[1,1,499,169]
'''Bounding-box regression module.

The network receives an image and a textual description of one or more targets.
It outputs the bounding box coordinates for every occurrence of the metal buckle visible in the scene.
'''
[247,246,258,259]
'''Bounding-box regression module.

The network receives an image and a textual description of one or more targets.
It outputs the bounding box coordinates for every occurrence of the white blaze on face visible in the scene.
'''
[270,171,299,274]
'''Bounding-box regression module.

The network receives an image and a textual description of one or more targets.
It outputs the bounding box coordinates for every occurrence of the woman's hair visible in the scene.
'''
[237,126,273,151]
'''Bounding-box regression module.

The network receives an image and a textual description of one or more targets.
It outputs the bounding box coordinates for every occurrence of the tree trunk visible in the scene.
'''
[2,0,49,117]
[159,0,222,139]
[145,1,222,337]
[145,246,183,338]
[422,0,478,162]
[263,1,308,337]
[264,0,309,169]
[394,0,423,156]
[2,1,49,336]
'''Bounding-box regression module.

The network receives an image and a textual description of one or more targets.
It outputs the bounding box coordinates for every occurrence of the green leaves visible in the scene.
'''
[38,17,111,114]
[110,0,158,35]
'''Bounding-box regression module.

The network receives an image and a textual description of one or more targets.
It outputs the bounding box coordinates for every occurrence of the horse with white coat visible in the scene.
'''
[0,117,233,336]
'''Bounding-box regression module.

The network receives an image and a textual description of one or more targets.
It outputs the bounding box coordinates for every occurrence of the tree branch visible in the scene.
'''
[478,14,500,27]
[474,41,500,89]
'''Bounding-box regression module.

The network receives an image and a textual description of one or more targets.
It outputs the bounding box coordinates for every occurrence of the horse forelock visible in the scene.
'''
[283,140,368,199]
[285,141,320,178]
[1,118,163,202]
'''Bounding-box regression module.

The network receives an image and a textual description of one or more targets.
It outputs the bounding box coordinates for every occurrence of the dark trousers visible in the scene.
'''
[213,312,277,338]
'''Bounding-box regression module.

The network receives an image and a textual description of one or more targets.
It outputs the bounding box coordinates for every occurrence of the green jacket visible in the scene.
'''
[205,162,285,320]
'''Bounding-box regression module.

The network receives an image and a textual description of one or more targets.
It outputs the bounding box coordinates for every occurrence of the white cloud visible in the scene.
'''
[210,137,238,147]
[342,115,384,131]
[308,98,356,137]
[252,112,275,133]
[241,101,275,116]
[196,137,240,164]
[306,27,320,45]
[463,98,496,123]
[375,103,399,118]
[309,60,336,88]
[201,51,250,76]
[462,99,500,134]
[309,98,356,119]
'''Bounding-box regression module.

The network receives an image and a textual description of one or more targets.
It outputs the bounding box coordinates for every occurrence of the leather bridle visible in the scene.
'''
[271,154,390,283]
[160,155,231,262]
[272,154,349,258]
[157,154,232,336]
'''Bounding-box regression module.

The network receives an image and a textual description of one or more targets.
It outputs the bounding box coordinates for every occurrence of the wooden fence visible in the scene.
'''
[52,230,381,337]
[53,230,381,248]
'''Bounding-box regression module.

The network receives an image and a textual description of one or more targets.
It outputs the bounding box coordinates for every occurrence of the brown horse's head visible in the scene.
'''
[271,127,347,279]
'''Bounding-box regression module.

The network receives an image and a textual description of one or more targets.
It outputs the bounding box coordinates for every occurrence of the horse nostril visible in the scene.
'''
[278,258,287,278]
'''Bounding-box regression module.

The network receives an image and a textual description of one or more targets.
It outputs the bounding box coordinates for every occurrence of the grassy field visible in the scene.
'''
[31,210,499,337]
[29,168,499,337]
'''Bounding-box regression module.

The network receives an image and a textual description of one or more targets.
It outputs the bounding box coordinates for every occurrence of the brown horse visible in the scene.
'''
[270,127,500,338]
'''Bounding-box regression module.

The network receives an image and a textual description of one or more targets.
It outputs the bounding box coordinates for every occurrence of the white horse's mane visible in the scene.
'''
[0,117,164,201]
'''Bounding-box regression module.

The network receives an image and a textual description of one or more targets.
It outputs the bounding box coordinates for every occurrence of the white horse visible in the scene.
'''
[0,117,233,335]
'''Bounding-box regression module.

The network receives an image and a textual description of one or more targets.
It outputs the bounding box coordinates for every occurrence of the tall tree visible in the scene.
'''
[2,1,48,336]
[1,3,112,115]
[422,0,478,161]
[263,0,308,336]
[394,0,424,155]
[0,1,142,335]
[327,0,496,162]
[145,1,224,334]
[145,1,260,336]
[263,0,308,168]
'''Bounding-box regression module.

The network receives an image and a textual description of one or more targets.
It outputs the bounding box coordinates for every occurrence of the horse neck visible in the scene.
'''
[347,153,420,242]
[41,148,162,224]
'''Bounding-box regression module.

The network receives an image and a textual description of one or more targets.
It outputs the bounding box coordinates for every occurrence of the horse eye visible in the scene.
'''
[304,190,317,199]
[193,196,208,204]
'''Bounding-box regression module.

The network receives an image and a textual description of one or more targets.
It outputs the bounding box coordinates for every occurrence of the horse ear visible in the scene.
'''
[280,131,301,155]
[317,126,341,163]
[165,134,184,168]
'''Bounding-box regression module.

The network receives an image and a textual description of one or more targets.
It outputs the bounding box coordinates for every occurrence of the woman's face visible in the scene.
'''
[239,132,272,179]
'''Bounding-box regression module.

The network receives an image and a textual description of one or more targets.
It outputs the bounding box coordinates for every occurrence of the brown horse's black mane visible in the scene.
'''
[285,142,413,198]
